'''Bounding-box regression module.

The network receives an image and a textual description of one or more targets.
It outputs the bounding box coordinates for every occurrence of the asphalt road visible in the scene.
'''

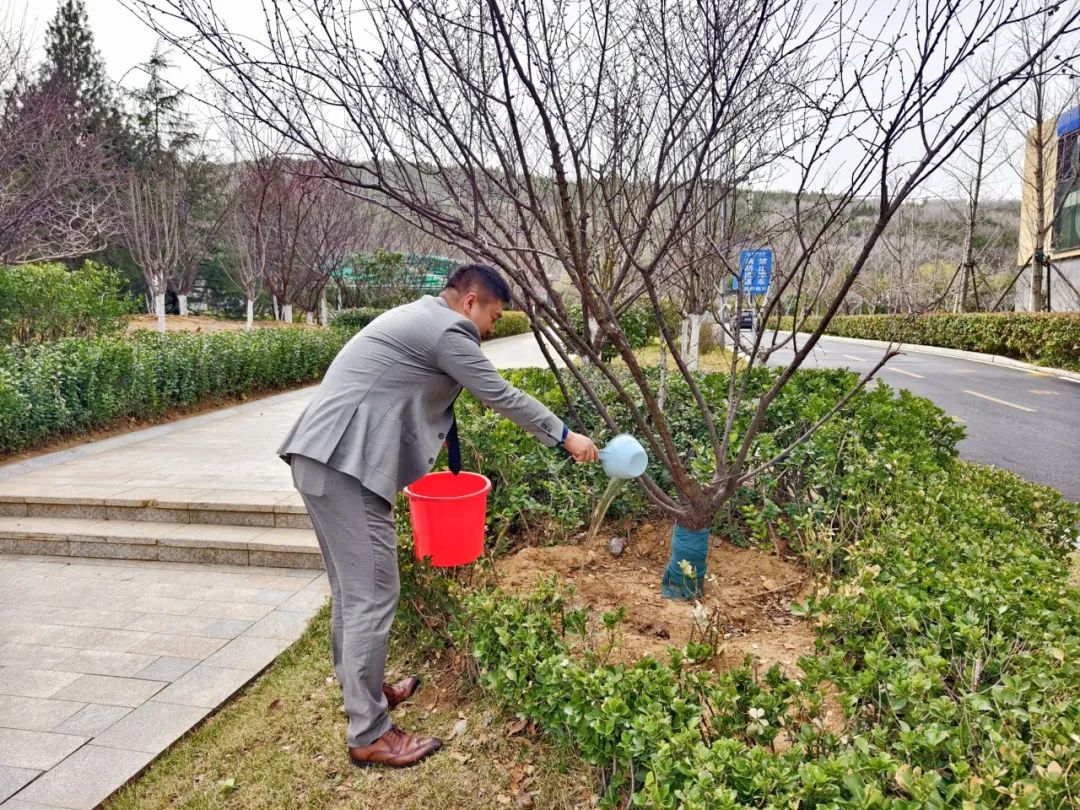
[759,334,1080,501]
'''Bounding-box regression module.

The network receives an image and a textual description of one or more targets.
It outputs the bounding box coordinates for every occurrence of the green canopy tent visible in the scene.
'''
[334,253,456,293]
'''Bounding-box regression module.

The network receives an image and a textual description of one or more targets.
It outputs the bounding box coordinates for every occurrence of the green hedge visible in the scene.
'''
[0,328,348,455]
[332,305,533,340]
[778,312,1080,371]
[0,262,136,344]
[451,385,1080,808]
[329,306,386,334]
[491,310,531,339]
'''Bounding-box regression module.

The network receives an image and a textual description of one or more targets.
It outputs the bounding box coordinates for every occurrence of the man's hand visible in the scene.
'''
[564,431,600,463]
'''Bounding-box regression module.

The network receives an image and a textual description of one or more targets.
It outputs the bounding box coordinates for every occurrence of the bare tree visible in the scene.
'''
[132,0,1080,596]
[260,159,358,323]
[121,158,220,330]
[222,156,273,328]
[0,55,119,263]
[167,156,230,316]
[295,177,360,325]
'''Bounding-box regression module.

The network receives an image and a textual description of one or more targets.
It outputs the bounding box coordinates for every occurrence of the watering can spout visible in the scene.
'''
[599,434,648,479]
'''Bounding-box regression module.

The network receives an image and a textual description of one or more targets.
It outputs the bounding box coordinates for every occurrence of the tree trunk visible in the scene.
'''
[155,293,166,334]
[246,298,254,330]
[319,289,329,326]
[687,312,703,371]
[658,337,667,412]
[178,294,189,317]
[679,316,690,358]
[282,303,293,323]
[1030,99,1047,312]
[662,524,710,600]
[272,296,280,321]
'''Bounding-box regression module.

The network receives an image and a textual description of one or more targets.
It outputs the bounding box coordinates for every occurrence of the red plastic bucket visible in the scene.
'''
[403,471,492,567]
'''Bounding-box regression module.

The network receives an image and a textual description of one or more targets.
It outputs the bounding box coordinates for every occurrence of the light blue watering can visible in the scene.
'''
[599,434,648,479]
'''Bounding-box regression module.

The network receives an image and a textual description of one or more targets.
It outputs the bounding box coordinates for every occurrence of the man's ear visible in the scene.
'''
[462,291,479,311]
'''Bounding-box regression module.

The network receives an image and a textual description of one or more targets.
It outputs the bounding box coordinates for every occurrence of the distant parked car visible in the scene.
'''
[735,310,755,330]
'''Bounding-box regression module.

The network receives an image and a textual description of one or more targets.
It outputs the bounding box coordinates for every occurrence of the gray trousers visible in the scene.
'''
[290,455,398,748]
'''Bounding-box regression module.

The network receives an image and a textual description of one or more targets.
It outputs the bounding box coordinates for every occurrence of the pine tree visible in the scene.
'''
[33,0,136,164]
[131,44,196,165]
[40,0,114,131]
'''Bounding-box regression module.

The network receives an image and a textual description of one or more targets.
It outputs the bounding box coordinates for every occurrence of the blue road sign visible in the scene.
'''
[733,248,773,294]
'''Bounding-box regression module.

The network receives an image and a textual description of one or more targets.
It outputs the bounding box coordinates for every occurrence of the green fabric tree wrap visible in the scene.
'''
[661,524,710,599]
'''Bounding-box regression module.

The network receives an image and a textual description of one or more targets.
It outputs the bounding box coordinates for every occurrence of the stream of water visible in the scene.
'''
[584,477,627,551]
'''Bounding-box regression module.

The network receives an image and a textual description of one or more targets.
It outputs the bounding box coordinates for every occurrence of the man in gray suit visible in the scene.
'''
[279,264,598,768]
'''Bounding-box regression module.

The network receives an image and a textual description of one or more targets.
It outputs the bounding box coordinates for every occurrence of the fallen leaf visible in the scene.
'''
[515,794,535,810]
[506,717,528,737]
[267,699,281,714]
[448,718,468,739]
[510,764,525,793]
[497,796,512,806]
[450,751,472,764]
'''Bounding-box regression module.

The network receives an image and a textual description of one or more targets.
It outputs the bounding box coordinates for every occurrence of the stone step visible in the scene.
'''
[0,486,312,530]
[0,515,322,570]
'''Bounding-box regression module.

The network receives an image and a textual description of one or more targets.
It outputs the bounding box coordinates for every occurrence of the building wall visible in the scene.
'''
[1014,254,1080,312]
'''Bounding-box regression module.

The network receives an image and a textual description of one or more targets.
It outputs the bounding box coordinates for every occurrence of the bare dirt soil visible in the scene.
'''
[494,521,817,677]
[125,314,317,333]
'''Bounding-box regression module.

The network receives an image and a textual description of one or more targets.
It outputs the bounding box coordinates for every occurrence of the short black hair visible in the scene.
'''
[444,263,512,305]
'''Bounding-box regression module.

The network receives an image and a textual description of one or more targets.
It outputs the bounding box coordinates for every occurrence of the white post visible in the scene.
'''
[245,298,254,330]
[154,293,166,334]
[305,311,314,325]
[177,294,188,317]
[281,303,293,323]
[687,312,702,371]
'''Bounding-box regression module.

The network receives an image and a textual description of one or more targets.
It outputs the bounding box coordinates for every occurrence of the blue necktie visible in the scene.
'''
[447,405,461,475]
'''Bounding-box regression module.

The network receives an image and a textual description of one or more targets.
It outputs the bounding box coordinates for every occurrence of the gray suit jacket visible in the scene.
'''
[278,296,565,503]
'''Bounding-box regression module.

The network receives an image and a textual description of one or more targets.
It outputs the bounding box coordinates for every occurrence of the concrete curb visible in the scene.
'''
[784,332,1080,383]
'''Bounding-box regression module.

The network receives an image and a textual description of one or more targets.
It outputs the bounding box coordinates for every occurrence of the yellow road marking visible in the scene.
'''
[1029,389,1061,396]
[950,415,966,423]
[888,367,925,379]
[963,390,1036,413]
[1026,370,1053,378]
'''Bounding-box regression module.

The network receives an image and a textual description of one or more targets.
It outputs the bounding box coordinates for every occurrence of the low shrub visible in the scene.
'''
[329,306,386,334]
[0,262,136,344]
[564,300,678,359]
[441,364,1080,806]
[0,327,347,455]
[332,304,531,340]
[491,310,531,339]
[774,312,1080,371]
[454,461,1080,808]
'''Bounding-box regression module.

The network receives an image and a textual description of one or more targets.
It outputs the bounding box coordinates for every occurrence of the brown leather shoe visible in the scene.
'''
[349,724,442,768]
[383,675,421,709]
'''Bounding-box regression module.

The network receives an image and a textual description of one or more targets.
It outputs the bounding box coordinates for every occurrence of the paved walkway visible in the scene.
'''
[0,555,328,808]
[0,334,546,807]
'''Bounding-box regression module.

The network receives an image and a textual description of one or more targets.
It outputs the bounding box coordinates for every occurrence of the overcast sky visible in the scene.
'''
[8,0,1053,203]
